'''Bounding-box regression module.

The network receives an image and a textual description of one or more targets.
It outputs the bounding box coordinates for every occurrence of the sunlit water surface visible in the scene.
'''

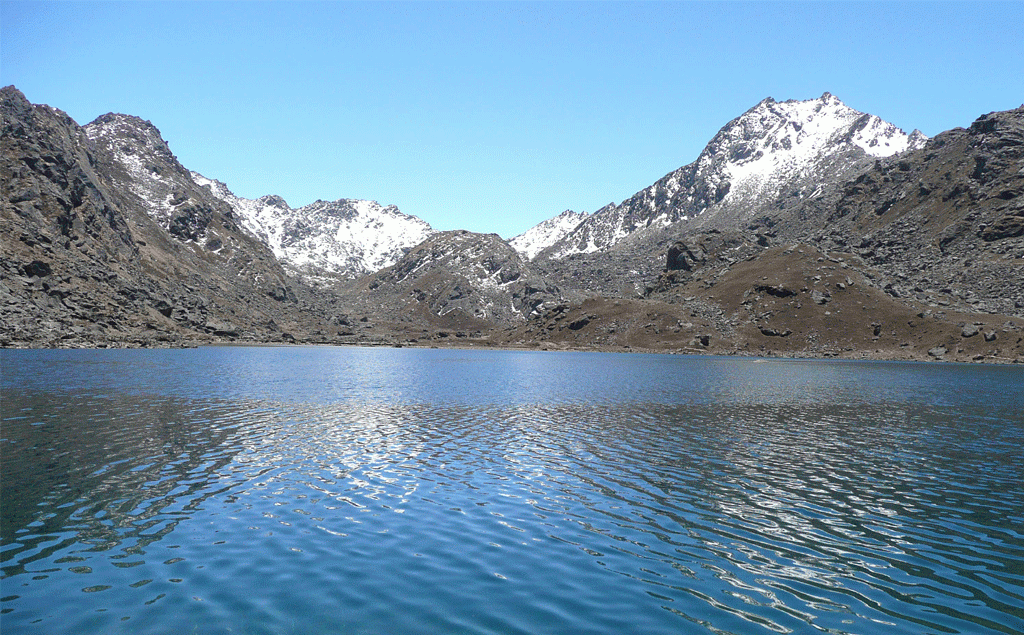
[2,347,1022,634]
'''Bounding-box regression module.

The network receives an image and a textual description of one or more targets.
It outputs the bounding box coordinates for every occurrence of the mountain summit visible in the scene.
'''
[536,93,926,260]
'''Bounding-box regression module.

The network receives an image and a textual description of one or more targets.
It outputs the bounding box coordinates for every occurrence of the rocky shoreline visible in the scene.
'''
[7,328,1021,365]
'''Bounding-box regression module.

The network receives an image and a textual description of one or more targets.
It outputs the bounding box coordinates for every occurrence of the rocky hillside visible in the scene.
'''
[1,86,344,347]
[498,105,1024,363]
[496,240,1023,364]
[192,173,434,280]
[812,106,1024,318]
[344,231,562,340]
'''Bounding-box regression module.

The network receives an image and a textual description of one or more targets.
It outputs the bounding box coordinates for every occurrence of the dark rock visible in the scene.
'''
[21,260,51,277]
[666,241,707,271]
[567,317,590,331]
[755,284,797,298]
[151,299,174,318]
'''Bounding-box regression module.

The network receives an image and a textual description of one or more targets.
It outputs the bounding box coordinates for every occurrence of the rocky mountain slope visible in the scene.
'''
[191,173,434,280]
[342,231,561,340]
[811,106,1024,316]
[537,93,926,262]
[500,105,1024,363]
[1,86,344,347]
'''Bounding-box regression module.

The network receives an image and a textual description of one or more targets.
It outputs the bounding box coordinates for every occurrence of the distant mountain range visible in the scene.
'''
[3,85,1021,362]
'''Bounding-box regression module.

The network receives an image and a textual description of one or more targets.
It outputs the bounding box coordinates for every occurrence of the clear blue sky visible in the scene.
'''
[3,2,1022,238]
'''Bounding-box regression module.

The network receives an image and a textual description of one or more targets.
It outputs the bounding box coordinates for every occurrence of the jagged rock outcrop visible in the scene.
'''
[666,240,708,271]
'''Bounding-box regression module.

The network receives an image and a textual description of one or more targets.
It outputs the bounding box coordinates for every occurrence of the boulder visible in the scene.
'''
[666,241,707,271]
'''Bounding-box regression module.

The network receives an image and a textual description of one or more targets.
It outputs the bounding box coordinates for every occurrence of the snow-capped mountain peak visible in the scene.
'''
[509,210,589,260]
[191,172,435,278]
[540,93,927,259]
[713,92,918,209]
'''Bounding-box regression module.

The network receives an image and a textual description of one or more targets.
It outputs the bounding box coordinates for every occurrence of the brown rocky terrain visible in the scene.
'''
[497,243,1023,363]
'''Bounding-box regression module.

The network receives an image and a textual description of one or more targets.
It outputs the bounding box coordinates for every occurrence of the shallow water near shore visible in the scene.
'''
[2,346,1023,634]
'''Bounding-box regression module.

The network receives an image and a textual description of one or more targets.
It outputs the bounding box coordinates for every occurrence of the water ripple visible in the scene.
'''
[2,348,1022,634]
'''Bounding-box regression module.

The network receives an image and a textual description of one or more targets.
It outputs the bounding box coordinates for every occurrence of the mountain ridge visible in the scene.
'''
[4,85,1021,362]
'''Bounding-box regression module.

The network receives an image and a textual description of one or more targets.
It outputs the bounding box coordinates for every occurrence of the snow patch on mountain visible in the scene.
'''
[191,173,293,255]
[192,173,435,278]
[509,210,589,260]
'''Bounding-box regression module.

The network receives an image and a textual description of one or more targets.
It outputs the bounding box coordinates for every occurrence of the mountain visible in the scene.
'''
[816,105,1024,317]
[349,231,562,337]
[502,104,1024,362]
[538,93,926,261]
[191,173,434,280]
[509,210,588,260]
[1,86,341,347]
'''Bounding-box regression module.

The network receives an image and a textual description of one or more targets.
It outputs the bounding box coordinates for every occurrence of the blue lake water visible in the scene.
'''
[1,346,1023,634]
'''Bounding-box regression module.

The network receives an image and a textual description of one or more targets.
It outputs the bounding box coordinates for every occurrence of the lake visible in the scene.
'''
[2,346,1022,634]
